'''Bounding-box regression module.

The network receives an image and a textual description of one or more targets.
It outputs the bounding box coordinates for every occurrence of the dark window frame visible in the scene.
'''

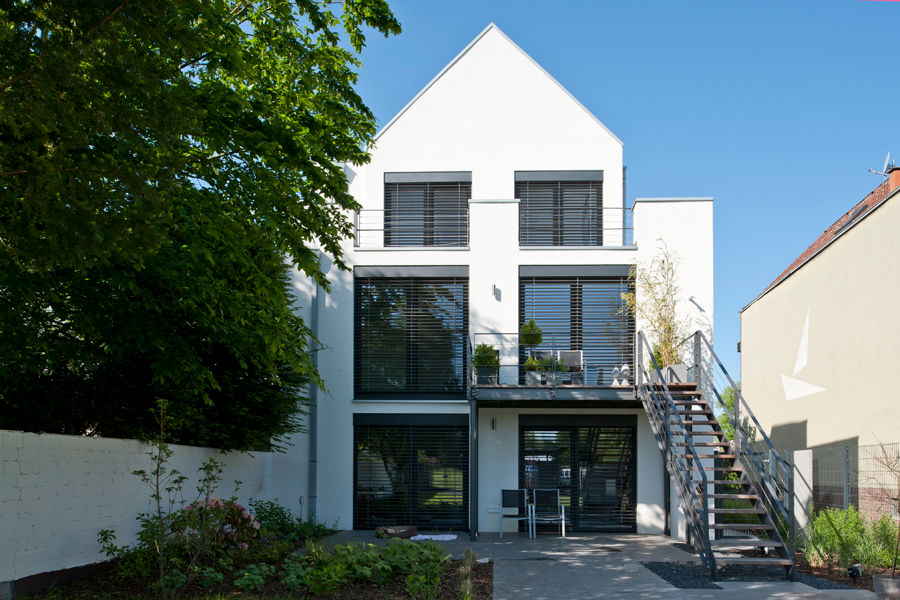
[517,178,604,247]
[384,174,471,247]
[354,276,469,398]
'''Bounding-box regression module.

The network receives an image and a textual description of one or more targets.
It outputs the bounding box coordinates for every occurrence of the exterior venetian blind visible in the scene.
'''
[354,422,469,529]
[519,419,636,532]
[517,180,603,246]
[519,276,634,385]
[355,277,468,397]
[384,182,470,247]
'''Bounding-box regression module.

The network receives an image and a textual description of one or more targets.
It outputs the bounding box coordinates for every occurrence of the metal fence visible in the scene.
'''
[807,442,900,520]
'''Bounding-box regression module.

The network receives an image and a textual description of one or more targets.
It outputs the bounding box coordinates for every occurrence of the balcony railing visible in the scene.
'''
[354,207,633,249]
[470,331,634,389]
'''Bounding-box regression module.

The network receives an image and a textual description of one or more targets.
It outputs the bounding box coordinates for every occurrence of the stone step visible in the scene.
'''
[714,556,794,567]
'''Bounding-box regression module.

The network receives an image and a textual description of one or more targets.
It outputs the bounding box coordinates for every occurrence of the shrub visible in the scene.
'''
[233,563,274,591]
[805,505,898,573]
[248,499,295,538]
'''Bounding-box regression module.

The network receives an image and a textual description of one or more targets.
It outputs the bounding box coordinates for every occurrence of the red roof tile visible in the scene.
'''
[759,173,898,298]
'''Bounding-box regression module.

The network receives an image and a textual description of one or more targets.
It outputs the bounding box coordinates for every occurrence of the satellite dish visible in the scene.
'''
[869,152,892,177]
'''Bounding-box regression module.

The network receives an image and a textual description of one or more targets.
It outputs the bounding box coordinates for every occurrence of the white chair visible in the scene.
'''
[531,488,566,537]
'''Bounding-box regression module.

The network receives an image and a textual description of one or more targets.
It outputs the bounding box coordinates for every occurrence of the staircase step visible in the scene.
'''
[673,400,707,405]
[680,464,742,471]
[675,442,730,447]
[710,538,784,548]
[709,507,766,514]
[708,494,758,500]
[709,522,774,530]
[678,419,719,426]
[684,454,736,459]
[708,479,750,485]
[714,556,794,567]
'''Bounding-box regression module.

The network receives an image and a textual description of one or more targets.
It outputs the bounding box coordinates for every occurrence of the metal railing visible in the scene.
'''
[354,206,633,249]
[469,331,634,389]
[683,331,796,563]
[636,331,715,575]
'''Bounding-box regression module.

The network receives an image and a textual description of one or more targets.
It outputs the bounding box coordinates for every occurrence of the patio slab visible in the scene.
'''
[322,531,875,600]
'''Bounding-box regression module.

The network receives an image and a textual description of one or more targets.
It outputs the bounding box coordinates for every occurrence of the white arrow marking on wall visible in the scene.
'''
[781,308,826,401]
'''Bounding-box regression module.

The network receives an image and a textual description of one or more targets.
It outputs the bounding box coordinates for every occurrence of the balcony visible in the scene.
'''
[354,206,633,249]
[469,332,638,407]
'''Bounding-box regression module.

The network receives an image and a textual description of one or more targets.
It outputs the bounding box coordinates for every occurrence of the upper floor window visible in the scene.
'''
[517,171,603,246]
[355,268,468,398]
[384,172,470,247]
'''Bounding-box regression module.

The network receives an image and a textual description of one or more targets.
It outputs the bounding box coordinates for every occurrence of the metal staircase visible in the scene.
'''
[636,331,795,580]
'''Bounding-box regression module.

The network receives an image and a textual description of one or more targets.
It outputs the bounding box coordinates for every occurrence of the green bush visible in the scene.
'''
[233,563,274,591]
[806,505,898,572]
[248,499,295,538]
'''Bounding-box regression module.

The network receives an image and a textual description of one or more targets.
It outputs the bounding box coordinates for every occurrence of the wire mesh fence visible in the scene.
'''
[808,442,900,520]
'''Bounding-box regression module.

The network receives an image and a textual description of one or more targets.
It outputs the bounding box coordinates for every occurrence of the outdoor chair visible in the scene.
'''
[557,350,584,385]
[499,488,532,539]
[530,488,566,537]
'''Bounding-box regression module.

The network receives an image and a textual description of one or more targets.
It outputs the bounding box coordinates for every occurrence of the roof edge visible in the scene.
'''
[740,184,900,314]
[372,23,623,146]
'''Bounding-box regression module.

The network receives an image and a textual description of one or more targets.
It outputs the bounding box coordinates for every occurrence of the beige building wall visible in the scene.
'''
[740,189,900,451]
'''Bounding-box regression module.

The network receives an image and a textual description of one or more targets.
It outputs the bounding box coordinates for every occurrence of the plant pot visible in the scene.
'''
[666,364,687,383]
[525,371,541,386]
[476,366,498,385]
[874,575,900,600]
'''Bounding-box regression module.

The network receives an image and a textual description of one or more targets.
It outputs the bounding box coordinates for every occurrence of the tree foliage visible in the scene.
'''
[623,240,691,368]
[0,0,400,449]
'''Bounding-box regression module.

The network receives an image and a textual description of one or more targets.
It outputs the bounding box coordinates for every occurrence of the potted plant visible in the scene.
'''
[622,242,691,384]
[541,356,568,386]
[520,319,544,349]
[873,444,900,600]
[523,356,542,386]
[472,342,500,385]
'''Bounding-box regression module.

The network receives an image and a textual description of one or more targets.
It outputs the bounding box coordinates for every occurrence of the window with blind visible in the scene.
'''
[354,415,468,529]
[519,276,634,385]
[355,277,468,397]
[517,173,603,246]
[384,173,470,247]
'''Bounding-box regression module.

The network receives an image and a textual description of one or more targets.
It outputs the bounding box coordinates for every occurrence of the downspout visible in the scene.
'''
[622,165,627,243]
[307,255,320,522]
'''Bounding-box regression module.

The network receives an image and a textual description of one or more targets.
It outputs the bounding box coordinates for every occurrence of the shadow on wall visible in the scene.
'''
[770,421,808,453]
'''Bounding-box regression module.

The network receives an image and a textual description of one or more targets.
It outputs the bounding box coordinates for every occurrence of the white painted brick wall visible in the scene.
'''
[0,430,306,583]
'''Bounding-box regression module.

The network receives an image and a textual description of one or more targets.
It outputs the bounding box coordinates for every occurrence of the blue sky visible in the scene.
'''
[354,0,898,377]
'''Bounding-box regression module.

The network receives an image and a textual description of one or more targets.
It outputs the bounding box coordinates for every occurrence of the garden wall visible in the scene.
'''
[0,429,307,589]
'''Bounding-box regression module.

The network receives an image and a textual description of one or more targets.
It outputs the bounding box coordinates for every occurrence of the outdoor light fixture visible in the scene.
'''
[491,418,496,430]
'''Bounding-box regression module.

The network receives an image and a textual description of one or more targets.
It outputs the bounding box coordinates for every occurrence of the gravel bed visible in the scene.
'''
[641,561,855,590]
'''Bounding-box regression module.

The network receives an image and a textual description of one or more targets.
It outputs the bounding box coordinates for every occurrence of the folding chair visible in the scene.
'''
[499,488,532,539]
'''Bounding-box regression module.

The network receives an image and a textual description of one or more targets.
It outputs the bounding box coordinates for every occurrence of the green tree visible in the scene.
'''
[623,241,690,369]
[0,1,400,449]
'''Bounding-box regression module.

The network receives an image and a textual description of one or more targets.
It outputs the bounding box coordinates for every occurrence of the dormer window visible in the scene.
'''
[517,171,603,246]
[384,172,471,247]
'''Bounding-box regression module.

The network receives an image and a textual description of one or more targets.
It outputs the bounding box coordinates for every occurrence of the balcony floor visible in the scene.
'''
[474,384,639,408]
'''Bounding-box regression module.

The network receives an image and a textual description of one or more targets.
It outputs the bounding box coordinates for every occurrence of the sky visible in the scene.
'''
[352,0,899,377]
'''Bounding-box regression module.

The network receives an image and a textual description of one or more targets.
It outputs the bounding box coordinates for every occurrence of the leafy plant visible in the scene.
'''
[248,499,295,539]
[472,343,500,366]
[520,319,543,347]
[524,357,542,372]
[459,548,478,600]
[623,241,691,369]
[305,561,351,595]
[280,553,312,590]
[233,563,274,591]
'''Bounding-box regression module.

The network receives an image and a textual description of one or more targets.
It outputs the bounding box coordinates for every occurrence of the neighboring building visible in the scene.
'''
[740,166,900,453]
[293,24,713,536]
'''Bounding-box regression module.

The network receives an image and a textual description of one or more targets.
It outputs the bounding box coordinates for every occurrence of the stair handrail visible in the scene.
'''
[636,331,715,574]
[686,330,796,562]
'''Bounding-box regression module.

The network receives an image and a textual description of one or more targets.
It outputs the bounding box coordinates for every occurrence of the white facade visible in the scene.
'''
[295,24,713,537]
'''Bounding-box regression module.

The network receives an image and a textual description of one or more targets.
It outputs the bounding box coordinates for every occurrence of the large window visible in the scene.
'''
[517,171,603,246]
[519,273,633,385]
[384,173,470,247]
[354,414,468,530]
[355,275,468,397]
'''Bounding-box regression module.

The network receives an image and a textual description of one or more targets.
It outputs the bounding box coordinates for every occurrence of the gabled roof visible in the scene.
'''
[742,171,900,312]
[373,23,622,146]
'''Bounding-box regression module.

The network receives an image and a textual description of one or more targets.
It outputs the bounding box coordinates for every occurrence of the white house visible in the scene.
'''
[292,24,714,538]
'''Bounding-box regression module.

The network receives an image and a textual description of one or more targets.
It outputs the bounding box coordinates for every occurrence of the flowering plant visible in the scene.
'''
[173,496,261,552]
